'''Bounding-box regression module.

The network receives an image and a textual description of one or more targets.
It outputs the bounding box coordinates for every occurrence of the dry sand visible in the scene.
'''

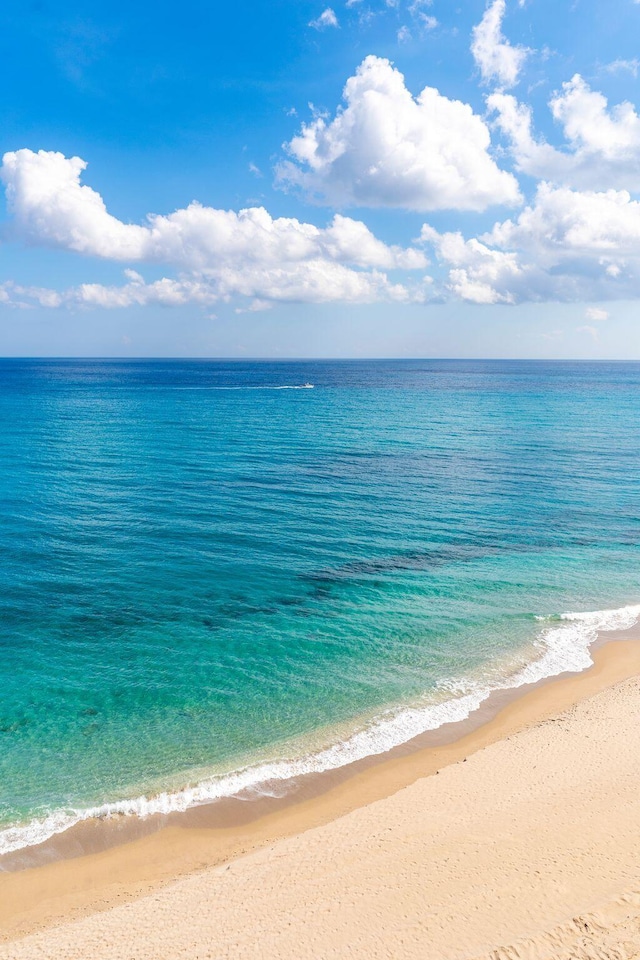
[2,638,640,959]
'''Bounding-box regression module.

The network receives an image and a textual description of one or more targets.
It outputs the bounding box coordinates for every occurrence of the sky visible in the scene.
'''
[2,0,640,357]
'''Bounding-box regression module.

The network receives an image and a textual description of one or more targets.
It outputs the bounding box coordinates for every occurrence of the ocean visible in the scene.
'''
[1,358,639,854]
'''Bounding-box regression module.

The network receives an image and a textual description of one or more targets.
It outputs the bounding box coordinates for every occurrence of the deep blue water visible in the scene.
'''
[1,359,639,851]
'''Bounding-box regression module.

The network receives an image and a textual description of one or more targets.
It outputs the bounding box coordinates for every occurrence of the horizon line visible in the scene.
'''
[0,356,638,363]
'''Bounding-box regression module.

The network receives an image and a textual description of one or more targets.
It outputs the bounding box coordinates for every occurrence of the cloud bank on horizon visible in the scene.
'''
[3,0,640,319]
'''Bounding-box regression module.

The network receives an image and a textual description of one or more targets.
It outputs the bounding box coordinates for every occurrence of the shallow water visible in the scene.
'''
[1,358,639,852]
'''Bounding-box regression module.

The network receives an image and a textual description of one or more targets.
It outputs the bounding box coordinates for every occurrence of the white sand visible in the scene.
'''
[3,666,640,959]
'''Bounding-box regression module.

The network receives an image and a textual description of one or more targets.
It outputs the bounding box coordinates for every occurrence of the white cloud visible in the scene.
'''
[0,149,431,309]
[1,150,428,272]
[576,324,599,341]
[235,299,271,314]
[550,75,640,159]
[277,55,521,211]
[397,25,411,42]
[585,306,609,321]
[1,277,212,310]
[407,0,437,29]
[604,58,640,77]
[321,214,427,268]
[471,0,529,89]
[421,181,640,304]
[490,76,640,190]
[123,268,144,283]
[3,267,432,311]
[419,224,526,303]
[309,7,338,29]
[486,182,640,262]
[1,150,149,259]
[488,92,566,178]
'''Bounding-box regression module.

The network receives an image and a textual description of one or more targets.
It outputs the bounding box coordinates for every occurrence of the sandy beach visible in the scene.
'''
[2,634,640,959]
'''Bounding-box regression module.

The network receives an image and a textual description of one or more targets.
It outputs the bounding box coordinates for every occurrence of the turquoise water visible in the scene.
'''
[1,359,640,852]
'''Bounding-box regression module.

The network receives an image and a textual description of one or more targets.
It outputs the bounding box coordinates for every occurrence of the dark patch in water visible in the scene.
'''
[300,536,581,586]
[0,717,28,734]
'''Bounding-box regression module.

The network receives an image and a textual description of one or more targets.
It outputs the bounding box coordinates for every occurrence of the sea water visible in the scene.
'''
[1,358,639,854]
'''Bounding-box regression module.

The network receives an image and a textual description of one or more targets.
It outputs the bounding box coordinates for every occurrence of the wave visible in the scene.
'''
[1,602,638,858]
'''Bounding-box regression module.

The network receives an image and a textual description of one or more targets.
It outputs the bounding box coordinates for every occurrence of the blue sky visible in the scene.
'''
[2,0,640,357]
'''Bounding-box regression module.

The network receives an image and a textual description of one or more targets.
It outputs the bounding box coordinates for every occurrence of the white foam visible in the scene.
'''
[2,601,638,858]
[175,384,314,391]
[515,604,640,685]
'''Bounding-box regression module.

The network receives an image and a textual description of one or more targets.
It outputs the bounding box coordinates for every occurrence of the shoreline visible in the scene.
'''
[2,622,640,948]
[3,604,636,867]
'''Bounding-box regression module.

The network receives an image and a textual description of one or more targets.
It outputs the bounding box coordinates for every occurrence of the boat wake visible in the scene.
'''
[186,383,314,391]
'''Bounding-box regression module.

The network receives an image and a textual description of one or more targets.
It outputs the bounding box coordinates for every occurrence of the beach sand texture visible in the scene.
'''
[2,643,640,959]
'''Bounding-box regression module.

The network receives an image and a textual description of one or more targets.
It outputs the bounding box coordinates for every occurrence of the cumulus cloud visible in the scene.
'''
[551,75,640,158]
[309,7,338,29]
[277,56,521,212]
[0,149,431,309]
[419,224,529,304]
[488,93,565,177]
[1,150,149,259]
[486,182,640,262]
[3,266,425,311]
[490,76,640,190]
[421,181,640,304]
[471,0,529,89]
[1,149,427,270]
